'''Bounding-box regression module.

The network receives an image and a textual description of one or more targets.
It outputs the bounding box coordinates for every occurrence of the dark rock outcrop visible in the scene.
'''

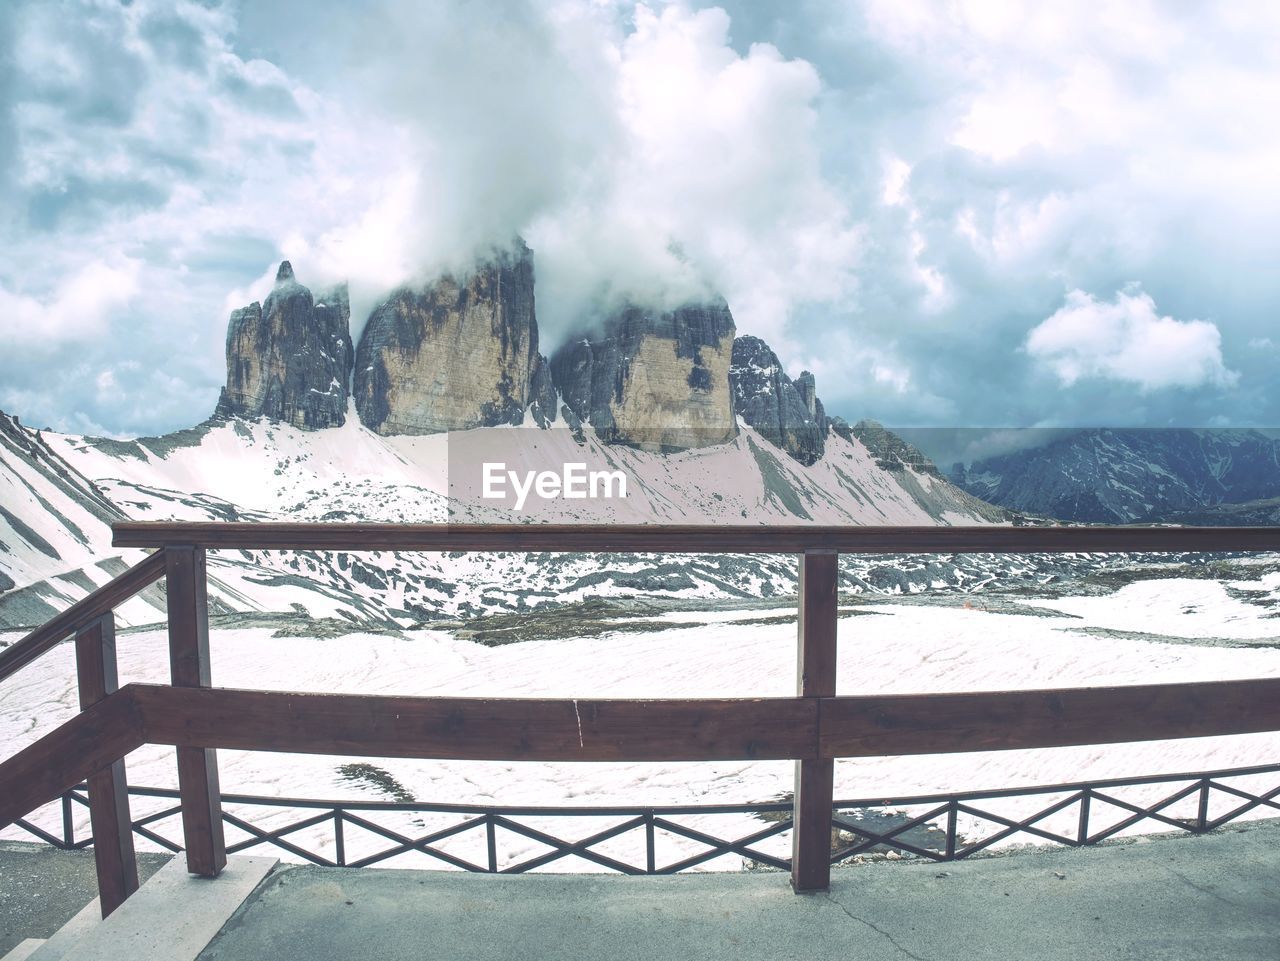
[728,335,826,465]
[527,353,558,429]
[950,428,1280,523]
[216,261,354,429]
[850,419,941,476]
[354,240,539,435]
[550,301,737,450]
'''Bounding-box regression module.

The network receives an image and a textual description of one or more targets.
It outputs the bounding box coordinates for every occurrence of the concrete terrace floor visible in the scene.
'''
[6,819,1280,960]
[204,818,1280,961]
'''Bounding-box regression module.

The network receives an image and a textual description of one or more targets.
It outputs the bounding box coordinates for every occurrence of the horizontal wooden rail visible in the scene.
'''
[134,686,816,762]
[7,677,1280,843]
[111,521,1280,554]
[0,550,166,683]
[819,677,1280,757]
[0,690,144,826]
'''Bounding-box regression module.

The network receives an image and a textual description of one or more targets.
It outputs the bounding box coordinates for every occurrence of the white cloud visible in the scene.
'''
[341,2,863,348]
[1025,286,1238,391]
[0,259,142,347]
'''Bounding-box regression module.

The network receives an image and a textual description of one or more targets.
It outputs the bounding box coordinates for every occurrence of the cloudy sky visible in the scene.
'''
[1,0,1278,440]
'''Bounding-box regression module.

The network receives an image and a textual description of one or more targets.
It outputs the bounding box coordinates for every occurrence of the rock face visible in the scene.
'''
[216,262,354,429]
[850,420,941,476]
[354,241,541,435]
[550,301,737,450]
[729,335,827,465]
[951,428,1280,523]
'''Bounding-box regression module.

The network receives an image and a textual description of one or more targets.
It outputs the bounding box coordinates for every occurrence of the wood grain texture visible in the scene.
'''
[0,550,165,683]
[819,677,1280,758]
[112,521,1280,554]
[792,551,839,891]
[797,552,838,699]
[134,685,818,762]
[0,690,143,828]
[791,758,834,892]
[74,614,139,916]
[163,546,227,877]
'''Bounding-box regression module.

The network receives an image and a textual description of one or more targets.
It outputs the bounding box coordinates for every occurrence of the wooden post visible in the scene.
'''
[74,613,139,916]
[792,550,838,892]
[165,545,227,877]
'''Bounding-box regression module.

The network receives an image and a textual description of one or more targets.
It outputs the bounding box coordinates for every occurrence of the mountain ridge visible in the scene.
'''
[951,427,1280,524]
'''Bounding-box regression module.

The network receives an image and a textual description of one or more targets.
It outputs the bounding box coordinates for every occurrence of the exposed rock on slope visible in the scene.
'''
[0,410,124,595]
[851,420,942,476]
[951,428,1280,523]
[551,301,737,450]
[354,240,543,435]
[218,263,355,426]
[216,262,354,429]
[729,335,826,465]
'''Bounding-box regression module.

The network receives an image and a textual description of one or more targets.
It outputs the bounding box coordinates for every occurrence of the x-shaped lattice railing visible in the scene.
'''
[11,766,1280,874]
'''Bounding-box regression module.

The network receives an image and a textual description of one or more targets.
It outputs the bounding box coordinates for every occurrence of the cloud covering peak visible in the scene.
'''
[0,0,1277,436]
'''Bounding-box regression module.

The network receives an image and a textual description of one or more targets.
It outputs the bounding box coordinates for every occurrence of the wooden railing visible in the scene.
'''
[3,522,1280,915]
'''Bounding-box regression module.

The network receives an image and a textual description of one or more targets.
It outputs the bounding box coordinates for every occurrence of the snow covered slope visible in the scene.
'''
[5,566,1280,869]
[0,407,1014,628]
[952,428,1280,523]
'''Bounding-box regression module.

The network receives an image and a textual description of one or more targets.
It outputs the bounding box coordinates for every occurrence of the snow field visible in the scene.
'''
[4,576,1278,871]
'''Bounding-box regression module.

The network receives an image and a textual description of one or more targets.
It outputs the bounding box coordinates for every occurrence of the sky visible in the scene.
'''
[1,0,1278,441]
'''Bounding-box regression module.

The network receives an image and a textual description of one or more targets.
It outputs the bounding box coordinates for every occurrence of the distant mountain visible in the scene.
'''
[0,404,1015,630]
[950,428,1280,523]
[0,242,1029,631]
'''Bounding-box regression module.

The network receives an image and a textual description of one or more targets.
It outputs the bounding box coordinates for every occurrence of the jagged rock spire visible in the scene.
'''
[354,239,541,435]
[729,336,827,465]
[549,301,737,451]
[215,261,354,430]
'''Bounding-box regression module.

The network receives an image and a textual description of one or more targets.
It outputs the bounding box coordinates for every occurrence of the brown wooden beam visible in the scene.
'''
[133,685,818,762]
[819,677,1280,758]
[74,614,139,917]
[0,550,166,684]
[792,551,838,893]
[0,690,143,829]
[112,521,1280,555]
[164,546,226,878]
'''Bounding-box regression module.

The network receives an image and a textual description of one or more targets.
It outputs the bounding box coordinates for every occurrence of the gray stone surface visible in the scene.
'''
[199,820,1280,961]
[729,335,826,465]
[57,856,276,961]
[850,419,943,477]
[0,842,169,957]
[27,897,102,961]
[2,939,44,961]
[216,262,354,429]
[550,300,737,451]
[353,240,539,435]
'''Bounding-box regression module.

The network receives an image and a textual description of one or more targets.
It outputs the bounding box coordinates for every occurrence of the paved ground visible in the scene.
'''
[4,821,1279,960]
[198,819,1280,961]
[0,842,170,956]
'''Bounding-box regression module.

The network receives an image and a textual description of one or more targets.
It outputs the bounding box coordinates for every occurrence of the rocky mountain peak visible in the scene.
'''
[850,420,941,476]
[353,239,544,435]
[215,261,354,430]
[729,335,827,465]
[550,299,737,451]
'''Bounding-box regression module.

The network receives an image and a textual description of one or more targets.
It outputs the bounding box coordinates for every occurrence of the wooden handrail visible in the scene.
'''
[6,521,1280,904]
[0,689,144,826]
[0,550,167,683]
[134,686,816,761]
[120,678,1280,763]
[111,521,1280,554]
[8,676,1280,831]
[820,676,1280,756]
